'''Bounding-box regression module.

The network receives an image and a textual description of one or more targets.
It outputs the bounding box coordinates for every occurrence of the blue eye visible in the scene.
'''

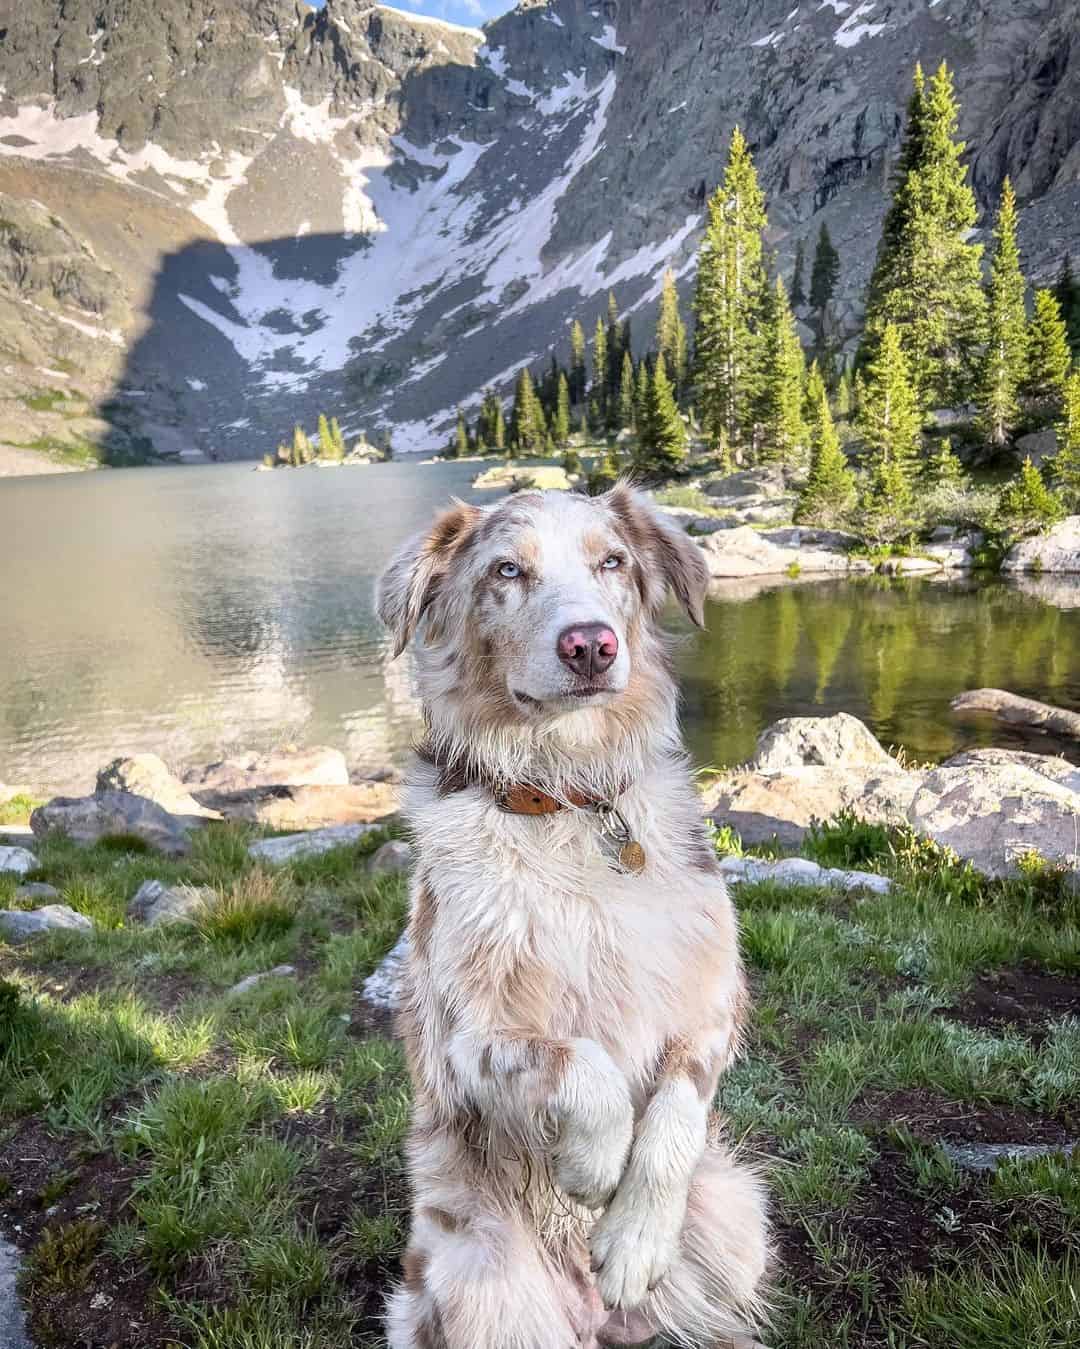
[498,561,521,579]
[601,555,622,571]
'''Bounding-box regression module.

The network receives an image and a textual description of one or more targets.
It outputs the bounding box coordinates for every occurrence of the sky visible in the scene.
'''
[307,0,507,27]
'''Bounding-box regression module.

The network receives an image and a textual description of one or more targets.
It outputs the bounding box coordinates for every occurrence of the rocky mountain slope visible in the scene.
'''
[0,0,1078,461]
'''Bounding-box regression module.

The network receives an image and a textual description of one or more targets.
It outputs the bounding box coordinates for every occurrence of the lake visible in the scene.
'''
[4,461,1080,796]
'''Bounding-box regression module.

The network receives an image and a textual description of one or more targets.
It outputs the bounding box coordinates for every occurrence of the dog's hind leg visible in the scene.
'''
[387,1204,600,1349]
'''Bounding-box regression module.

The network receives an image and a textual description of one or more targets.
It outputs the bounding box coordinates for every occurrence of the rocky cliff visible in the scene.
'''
[0,0,1078,461]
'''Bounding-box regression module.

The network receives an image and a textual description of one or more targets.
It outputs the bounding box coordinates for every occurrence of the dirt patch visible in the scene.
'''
[853,1085,1076,1146]
[947,964,1080,1043]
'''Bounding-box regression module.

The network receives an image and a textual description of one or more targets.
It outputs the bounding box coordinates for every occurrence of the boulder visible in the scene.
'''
[183,746,349,793]
[0,905,93,943]
[362,933,410,1011]
[194,781,398,830]
[472,464,572,492]
[703,765,921,848]
[657,506,734,536]
[14,882,60,902]
[907,757,1080,879]
[30,792,194,856]
[718,855,892,894]
[922,531,983,570]
[752,713,897,772]
[368,840,414,874]
[878,555,943,575]
[127,879,215,927]
[96,754,221,821]
[248,823,378,865]
[697,525,870,579]
[1002,517,1080,573]
[0,846,38,876]
[703,466,787,503]
[227,965,297,997]
[1014,427,1057,470]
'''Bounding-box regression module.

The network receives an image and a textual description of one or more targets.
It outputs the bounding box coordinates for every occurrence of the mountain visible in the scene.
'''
[0,0,1078,462]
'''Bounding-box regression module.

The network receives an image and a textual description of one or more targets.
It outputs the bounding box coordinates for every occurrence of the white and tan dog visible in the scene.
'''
[376,484,769,1349]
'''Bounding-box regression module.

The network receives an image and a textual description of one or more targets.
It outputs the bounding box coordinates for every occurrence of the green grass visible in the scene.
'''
[2,815,1079,1346]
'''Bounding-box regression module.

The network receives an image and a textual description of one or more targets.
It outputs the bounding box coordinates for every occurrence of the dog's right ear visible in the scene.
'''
[376,500,481,658]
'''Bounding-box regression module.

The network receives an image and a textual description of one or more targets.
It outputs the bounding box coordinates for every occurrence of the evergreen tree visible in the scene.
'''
[570,319,588,405]
[592,316,609,426]
[635,359,650,433]
[638,356,688,473]
[554,372,571,446]
[758,276,808,465]
[577,409,588,439]
[617,351,635,431]
[861,455,917,545]
[317,412,333,459]
[803,360,827,425]
[924,436,965,487]
[1054,370,1080,508]
[328,416,347,461]
[1025,289,1072,410]
[453,407,470,459]
[656,268,689,397]
[511,368,544,454]
[979,178,1028,447]
[790,239,806,308]
[857,322,923,481]
[562,446,582,477]
[1053,254,1080,357]
[493,399,506,453]
[291,424,312,466]
[794,383,856,526]
[1000,456,1064,535]
[860,62,987,406]
[836,367,854,420]
[809,222,839,313]
[605,293,622,423]
[693,126,768,456]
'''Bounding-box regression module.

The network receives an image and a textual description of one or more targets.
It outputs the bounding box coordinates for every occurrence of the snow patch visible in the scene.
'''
[592,25,627,55]
[187,378,207,391]
[834,1,886,45]
[375,5,484,42]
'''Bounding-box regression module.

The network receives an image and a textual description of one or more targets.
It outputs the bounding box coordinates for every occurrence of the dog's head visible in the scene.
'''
[377,485,707,755]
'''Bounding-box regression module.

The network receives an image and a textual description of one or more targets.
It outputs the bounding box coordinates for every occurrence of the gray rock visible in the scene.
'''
[697,526,870,579]
[248,823,378,865]
[0,1237,32,1349]
[362,933,411,1012]
[0,846,38,876]
[368,840,414,874]
[96,754,220,821]
[941,1141,1077,1173]
[30,792,195,856]
[227,964,297,997]
[878,555,943,575]
[719,855,892,894]
[0,904,93,943]
[753,713,897,772]
[195,781,398,829]
[1014,428,1058,470]
[14,882,60,902]
[184,746,349,793]
[703,466,787,503]
[1002,516,1080,574]
[908,758,1080,879]
[127,879,214,927]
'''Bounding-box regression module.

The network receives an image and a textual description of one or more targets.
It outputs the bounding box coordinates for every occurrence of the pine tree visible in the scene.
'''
[494,398,506,452]
[790,239,806,308]
[924,436,965,487]
[637,356,687,473]
[317,412,333,460]
[511,368,544,454]
[861,62,987,406]
[635,359,650,433]
[452,407,469,459]
[592,316,608,426]
[857,323,923,481]
[562,446,582,476]
[328,416,347,461]
[803,360,827,425]
[758,276,808,465]
[1053,254,1080,357]
[794,383,855,526]
[979,178,1028,447]
[1025,289,1072,411]
[861,455,917,545]
[291,424,312,466]
[605,293,622,424]
[570,319,588,405]
[693,126,768,456]
[656,269,689,397]
[554,372,571,446]
[1000,456,1064,534]
[809,222,839,314]
[1054,370,1080,508]
[836,368,854,420]
[617,351,635,431]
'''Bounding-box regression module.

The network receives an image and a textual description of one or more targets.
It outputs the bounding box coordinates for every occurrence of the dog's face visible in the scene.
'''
[377,484,708,728]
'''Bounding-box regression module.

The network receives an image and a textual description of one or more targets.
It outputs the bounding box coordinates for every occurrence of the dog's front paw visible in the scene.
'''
[590,1190,682,1311]
[552,1125,631,1209]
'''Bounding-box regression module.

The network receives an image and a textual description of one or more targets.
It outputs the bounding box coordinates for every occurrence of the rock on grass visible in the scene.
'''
[248,823,378,865]
[0,905,93,943]
[127,880,215,928]
[30,792,195,856]
[0,846,39,876]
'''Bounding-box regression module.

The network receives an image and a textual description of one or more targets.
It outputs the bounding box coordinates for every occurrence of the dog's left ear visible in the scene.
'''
[376,499,481,657]
[605,482,709,627]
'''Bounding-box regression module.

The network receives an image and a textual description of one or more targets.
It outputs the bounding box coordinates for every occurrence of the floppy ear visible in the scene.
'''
[376,500,481,657]
[605,482,709,628]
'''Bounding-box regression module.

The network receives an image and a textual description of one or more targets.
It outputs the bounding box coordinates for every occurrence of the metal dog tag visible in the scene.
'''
[594,804,647,875]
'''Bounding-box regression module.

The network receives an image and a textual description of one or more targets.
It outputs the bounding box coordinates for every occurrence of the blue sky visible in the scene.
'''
[308,0,507,26]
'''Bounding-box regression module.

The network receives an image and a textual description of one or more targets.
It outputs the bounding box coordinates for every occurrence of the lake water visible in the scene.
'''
[4,461,1080,795]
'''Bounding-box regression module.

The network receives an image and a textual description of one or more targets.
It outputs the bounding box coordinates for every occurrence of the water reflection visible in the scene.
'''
[4,462,1080,794]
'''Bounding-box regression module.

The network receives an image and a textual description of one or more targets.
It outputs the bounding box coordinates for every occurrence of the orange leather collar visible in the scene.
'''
[498,784,604,815]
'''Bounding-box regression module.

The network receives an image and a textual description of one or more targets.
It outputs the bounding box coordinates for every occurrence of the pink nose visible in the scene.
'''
[557,624,619,678]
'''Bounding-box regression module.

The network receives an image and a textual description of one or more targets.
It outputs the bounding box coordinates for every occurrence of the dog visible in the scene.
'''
[376,483,769,1349]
